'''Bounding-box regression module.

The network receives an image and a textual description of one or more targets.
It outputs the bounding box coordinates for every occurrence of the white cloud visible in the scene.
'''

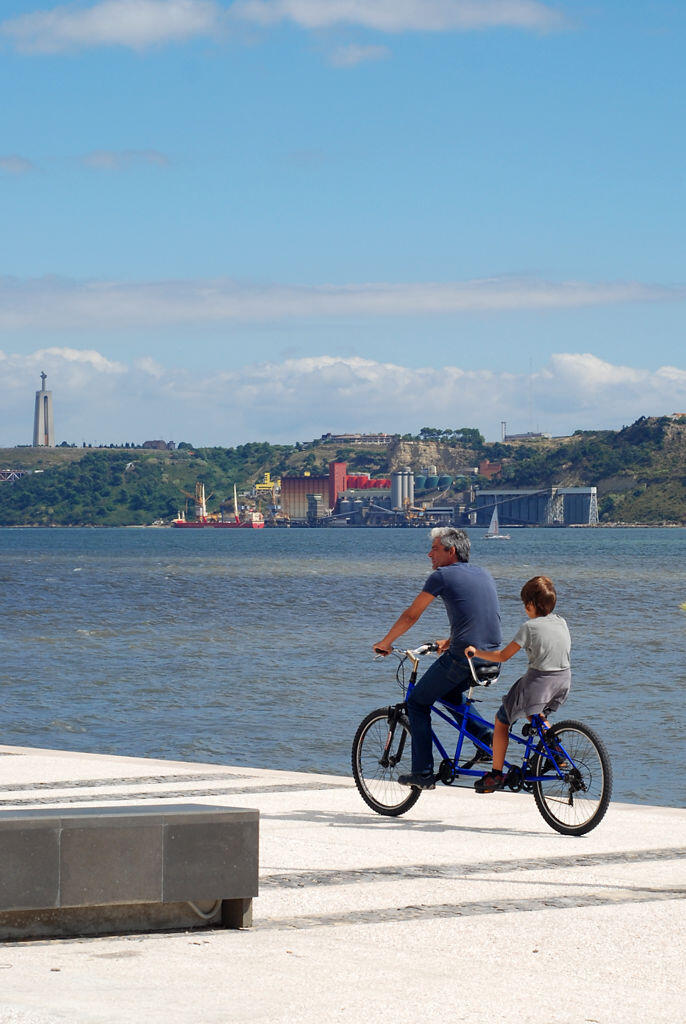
[1,349,684,447]
[0,275,681,331]
[232,0,565,33]
[0,155,36,174]
[0,0,566,54]
[82,149,171,170]
[0,0,221,54]
[328,43,390,67]
[329,42,389,66]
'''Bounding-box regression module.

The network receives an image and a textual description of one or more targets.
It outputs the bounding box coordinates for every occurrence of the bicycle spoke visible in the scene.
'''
[532,721,612,835]
[352,708,420,816]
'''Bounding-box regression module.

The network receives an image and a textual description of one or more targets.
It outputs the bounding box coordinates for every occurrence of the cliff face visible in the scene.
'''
[386,440,477,475]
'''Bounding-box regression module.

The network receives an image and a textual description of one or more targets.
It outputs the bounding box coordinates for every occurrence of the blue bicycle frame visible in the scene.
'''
[356,643,610,835]
[404,679,571,785]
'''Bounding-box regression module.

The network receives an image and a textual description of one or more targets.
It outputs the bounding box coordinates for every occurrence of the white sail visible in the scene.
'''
[485,504,510,540]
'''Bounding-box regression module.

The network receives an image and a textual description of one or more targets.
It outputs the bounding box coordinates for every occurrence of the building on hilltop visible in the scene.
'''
[33,372,55,447]
[319,432,397,445]
[478,459,502,480]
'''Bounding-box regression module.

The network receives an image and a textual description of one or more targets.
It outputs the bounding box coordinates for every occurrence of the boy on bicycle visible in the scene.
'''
[465,575,571,793]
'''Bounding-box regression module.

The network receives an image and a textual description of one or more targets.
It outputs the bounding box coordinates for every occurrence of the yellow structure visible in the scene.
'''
[254,472,281,501]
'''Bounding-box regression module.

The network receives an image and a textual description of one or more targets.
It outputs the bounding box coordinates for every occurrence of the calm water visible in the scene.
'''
[0,527,684,808]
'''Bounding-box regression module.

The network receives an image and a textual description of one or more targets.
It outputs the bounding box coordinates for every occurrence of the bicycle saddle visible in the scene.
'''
[473,663,500,684]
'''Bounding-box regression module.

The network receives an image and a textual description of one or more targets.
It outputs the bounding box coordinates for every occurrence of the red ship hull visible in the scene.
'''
[211,520,264,529]
[171,518,264,529]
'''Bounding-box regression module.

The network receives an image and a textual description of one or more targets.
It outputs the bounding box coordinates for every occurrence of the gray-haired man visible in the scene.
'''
[373,527,502,789]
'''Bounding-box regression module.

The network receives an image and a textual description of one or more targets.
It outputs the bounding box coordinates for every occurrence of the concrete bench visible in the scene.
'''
[0,803,258,941]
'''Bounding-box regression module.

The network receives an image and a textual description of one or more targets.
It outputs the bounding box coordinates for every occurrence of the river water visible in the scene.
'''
[1,526,684,807]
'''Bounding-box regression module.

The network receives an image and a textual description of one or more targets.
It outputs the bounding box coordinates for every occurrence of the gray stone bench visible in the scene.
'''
[0,803,258,941]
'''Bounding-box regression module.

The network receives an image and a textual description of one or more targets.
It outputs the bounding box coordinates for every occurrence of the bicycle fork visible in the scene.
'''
[379,704,409,769]
[523,718,585,798]
[378,653,422,770]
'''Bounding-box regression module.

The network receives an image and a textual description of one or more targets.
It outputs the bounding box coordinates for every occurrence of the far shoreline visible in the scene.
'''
[0,522,684,530]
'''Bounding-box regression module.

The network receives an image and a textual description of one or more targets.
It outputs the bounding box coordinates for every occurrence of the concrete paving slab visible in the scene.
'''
[0,744,683,1024]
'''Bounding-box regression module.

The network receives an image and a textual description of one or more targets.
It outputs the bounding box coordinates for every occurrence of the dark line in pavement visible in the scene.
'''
[261,846,686,889]
[254,887,686,931]
[0,781,350,806]
[0,772,253,792]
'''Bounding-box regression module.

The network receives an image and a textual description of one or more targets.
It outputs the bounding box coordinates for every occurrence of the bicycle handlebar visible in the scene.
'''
[374,641,499,687]
[373,641,439,660]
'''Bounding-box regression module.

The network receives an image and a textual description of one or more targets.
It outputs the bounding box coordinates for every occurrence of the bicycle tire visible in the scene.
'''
[532,719,612,836]
[352,707,421,816]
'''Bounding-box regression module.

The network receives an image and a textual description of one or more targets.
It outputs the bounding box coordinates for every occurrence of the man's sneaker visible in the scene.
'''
[397,771,435,790]
[474,769,505,794]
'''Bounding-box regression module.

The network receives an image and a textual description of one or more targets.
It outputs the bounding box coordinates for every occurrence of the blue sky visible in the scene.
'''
[1,0,685,446]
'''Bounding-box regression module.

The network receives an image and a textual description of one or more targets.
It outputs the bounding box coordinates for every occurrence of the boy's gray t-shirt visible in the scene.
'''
[513,614,571,671]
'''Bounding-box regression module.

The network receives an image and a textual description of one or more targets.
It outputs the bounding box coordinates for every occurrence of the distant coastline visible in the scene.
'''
[1,416,684,527]
[2,520,683,528]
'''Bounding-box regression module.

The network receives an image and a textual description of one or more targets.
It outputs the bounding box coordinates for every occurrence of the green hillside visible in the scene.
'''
[0,416,684,525]
[0,444,291,527]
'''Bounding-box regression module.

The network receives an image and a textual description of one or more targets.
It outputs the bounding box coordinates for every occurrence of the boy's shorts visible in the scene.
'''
[496,667,571,725]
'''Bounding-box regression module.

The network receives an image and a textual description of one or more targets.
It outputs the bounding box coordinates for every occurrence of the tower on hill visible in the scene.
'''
[33,371,55,447]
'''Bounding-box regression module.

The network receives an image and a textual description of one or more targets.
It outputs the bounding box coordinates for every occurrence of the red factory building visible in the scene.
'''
[281,462,390,521]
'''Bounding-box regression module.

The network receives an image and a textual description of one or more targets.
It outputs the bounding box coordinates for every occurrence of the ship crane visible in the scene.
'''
[171,481,264,529]
[179,482,214,522]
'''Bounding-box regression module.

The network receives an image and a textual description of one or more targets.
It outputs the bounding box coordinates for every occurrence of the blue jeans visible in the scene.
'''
[407,652,493,775]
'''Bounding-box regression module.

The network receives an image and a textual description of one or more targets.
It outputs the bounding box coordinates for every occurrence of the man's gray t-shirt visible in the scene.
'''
[513,614,571,671]
[422,563,502,656]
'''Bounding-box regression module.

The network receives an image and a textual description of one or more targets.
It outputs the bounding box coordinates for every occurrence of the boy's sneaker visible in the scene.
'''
[474,770,505,794]
[541,734,570,772]
[397,771,435,790]
[542,750,570,773]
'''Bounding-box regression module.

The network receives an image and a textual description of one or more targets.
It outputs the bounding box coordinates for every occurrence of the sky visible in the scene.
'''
[1,0,685,446]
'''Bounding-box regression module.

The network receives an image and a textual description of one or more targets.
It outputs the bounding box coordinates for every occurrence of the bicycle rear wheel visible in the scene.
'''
[352,707,421,816]
[532,720,612,836]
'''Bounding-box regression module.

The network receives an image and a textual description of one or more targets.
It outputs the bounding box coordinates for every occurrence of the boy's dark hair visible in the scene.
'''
[520,576,557,616]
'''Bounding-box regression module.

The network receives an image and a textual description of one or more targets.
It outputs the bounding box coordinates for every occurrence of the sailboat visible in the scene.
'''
[485,505,510,540]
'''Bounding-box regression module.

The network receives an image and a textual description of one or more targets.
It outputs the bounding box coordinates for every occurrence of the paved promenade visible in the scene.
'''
[0,743,684,1024]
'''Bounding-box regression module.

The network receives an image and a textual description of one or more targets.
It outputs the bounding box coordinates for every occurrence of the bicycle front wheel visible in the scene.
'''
[532,720,612,836]
[352,707,421,816]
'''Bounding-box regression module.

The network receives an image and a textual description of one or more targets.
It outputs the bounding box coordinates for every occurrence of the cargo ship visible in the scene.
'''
[171,483,264,529]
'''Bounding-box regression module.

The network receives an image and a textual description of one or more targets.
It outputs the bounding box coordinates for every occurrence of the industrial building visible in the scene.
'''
[475,487,599,527]
[280,462,348,521]
[280,460,598,528]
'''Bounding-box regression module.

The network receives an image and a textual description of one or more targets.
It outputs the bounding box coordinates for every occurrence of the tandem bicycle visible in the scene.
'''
[351,642,612,836]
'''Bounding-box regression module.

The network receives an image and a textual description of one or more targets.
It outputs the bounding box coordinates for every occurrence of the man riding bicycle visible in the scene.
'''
[373,526,502,789]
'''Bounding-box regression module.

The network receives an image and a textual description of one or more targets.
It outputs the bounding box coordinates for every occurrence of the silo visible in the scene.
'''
[438,475,453,490]
[414,474,426,491]
[404,468,415,507]
[425,475,439,491]
[391,471,403,509]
